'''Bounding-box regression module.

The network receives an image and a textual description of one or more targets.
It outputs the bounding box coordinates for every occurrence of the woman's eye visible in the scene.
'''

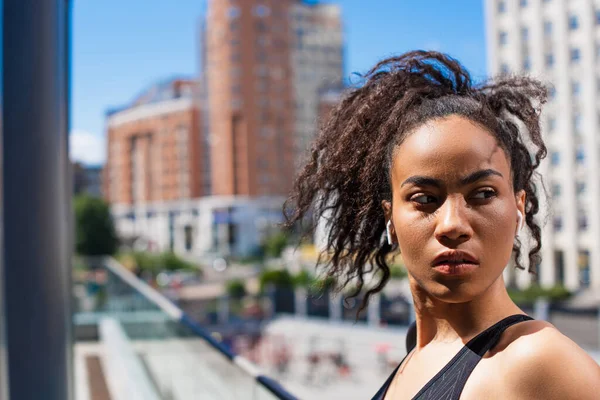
[411,194,437,205]
[472,189,496,200]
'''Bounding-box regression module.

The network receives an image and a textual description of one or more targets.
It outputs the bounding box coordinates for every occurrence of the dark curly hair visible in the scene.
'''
[283,51,548,313]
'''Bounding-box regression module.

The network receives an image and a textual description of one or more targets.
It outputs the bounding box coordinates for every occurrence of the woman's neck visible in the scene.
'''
[410,274,523,348]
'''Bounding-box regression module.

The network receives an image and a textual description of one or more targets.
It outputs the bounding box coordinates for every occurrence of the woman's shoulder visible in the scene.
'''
[496,319,600,399]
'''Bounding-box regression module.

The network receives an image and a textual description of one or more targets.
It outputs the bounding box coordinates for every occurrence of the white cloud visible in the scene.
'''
[70,130,106,165]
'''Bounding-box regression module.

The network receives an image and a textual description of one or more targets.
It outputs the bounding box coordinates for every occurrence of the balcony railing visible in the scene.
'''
[74,256,297,400]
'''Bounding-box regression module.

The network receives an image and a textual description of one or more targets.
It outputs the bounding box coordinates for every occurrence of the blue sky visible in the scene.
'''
[71,0,486,165]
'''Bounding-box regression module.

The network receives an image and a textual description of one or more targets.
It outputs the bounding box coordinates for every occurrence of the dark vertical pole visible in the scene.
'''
[0,1,8,398]
[2,1,72,399]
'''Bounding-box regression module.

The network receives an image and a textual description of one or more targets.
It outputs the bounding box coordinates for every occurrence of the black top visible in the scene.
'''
[371,314,534,400]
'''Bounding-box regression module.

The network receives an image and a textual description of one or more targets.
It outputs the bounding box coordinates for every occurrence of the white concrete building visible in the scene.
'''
[485,0,600,290]
[112,195,286,260]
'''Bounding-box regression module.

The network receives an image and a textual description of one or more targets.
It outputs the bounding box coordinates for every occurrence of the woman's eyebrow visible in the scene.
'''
[401,169,503,188]
[401,176,443,188]
[459,169,503,185]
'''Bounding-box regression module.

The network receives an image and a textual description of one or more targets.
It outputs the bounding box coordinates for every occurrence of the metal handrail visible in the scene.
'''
[101,256,298,400]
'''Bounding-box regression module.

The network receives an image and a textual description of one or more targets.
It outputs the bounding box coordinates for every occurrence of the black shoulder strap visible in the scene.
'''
[414,314,533,400]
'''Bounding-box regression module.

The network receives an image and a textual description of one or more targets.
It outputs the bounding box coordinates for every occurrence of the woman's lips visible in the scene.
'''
[432,262,478,276]
[431,250,479,276]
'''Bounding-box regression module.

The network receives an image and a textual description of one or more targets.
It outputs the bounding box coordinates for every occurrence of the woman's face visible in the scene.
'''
[382,115,525,303]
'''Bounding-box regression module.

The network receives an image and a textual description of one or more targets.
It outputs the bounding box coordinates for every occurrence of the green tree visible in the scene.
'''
[293,270,315,288]
[226,279,247,299]
[390,263,408,280]
[259,269,294,293]
[159,252,196,271]
[117,251,201,277]
[507,284,571,305]
[74,195,118,256]
[262,231,289,258]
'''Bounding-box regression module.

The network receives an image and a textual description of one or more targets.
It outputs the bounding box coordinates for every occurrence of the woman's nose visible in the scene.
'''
[434,196,473,245]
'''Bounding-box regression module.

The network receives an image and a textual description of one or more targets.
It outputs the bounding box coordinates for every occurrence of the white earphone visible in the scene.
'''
[386,220,393,245]
[516,210,524,234]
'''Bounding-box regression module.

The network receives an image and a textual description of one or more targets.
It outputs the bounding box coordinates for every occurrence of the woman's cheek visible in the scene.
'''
[481,207,514,250]
[396,216,430,267]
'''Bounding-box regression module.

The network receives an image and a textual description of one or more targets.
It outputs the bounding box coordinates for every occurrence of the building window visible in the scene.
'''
[500,63,510,74]
[259,174,271,184]
[256,79,267,93]
[576,147,585,164]
[569,15,579,30]
[499,31,508,46]
[521,27,529,42]
[573,114,582,132]
[545,53,554,67]
[578,214,588,231]
[498,0,506,13]
[253,5,270,17]
[552,183,561,197]
[572,81,581,97]
[522,56,531,72]
[259,126,273,138]
[548,117,556,132]
[257,35,269,47]
[255,65,268,77]
[549,86,557,100]
[596,10,600,25]
[544,21,552,35]
[570,48,581,63]
[256,52,267,63]
[520,0,527,7]
[555,250,565,284]
[551,151,560,165]
[228,6,241,19]
[579,250,590,286]
[257,159,268,169]
[574,114,582,133]
[577,181,586,194]
[255,20,268,33]
[553,215,562,231]
[231,98,243,109]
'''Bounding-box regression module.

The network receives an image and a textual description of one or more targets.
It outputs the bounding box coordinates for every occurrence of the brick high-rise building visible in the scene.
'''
[104,78,204,205]
[202,0,343,197]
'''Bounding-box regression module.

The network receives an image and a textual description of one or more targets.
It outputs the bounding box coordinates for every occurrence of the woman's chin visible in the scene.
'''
[425,282,485,304]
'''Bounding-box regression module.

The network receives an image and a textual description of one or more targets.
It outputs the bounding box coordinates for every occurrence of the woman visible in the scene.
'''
[283,51,600,399]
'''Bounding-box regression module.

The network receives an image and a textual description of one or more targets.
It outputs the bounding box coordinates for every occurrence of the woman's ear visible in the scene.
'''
[381,200,392,219]
[381,200,396,244]
[516,190,526,229]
